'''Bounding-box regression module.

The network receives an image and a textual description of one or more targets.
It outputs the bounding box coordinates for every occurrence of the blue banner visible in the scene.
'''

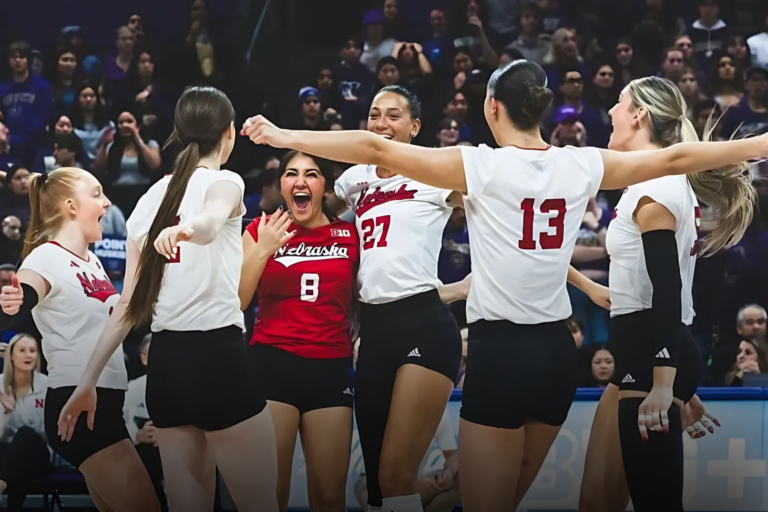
[93,237,126,275]
[284,388,768,511]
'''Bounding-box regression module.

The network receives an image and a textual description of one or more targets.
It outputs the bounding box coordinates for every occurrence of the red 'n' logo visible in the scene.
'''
[77,272,117,303]
[35,399,44,408]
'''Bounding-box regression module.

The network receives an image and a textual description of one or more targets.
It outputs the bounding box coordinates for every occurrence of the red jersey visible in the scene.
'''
[246,217,359,358]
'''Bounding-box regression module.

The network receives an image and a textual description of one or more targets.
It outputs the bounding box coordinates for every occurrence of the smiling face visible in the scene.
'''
[591,349,615,383]
[594,65,614,89]
[280,153,327,225]
[437,119,460,146]
[367,91,420,143]
[11,336,38,374]
[608,87,640,151]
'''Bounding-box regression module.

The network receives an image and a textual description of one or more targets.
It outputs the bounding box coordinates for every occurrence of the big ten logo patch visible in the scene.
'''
[331,229,351,238]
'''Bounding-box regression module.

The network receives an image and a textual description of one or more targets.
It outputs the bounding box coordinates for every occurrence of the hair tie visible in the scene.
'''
[39,173,48,185]
[679,115,686,123]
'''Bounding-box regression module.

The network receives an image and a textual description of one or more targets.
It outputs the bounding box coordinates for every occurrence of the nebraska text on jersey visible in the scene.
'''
[77,272,117,302]
[356,184,417,216]
[273,242,350,267]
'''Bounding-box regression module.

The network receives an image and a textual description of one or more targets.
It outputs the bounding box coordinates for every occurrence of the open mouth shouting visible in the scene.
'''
[293,192,310,212]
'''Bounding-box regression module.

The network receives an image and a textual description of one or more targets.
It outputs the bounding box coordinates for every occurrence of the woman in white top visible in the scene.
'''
[242,60,768,512]
[0,334,49,511]
[0,168,159,512]
[59,86,278,512]
[577,77,751,512]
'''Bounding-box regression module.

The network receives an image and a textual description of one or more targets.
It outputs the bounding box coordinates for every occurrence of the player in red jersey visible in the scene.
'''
[239,151,359,512]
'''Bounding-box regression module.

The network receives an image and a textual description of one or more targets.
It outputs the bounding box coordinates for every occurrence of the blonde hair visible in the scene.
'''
[627,76,756,255]
[23,168,87,260]
[543,28,582,66]
[3,334,38,398]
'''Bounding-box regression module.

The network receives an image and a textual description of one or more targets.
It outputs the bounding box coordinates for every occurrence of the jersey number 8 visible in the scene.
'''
[301,273,320,302]
[518,198,567,250]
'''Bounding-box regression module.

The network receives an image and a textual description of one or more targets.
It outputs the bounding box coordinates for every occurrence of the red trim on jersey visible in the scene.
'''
[48,241,90,262]
[509,144,552,151]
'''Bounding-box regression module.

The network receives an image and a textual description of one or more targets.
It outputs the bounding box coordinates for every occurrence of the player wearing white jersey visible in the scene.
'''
[59,87,279,512]
[576,77,752,512]
[0,168,159,512]
[243,60,768,512]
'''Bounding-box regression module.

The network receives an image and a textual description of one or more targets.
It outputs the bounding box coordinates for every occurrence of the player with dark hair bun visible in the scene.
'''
[243,59,768,512]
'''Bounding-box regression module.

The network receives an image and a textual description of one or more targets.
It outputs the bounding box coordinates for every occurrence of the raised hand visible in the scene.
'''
[255,209,296,257]
[241,115,292,149]
[154,225,194,260]
[0,386,15,414]
[0,275,23,315]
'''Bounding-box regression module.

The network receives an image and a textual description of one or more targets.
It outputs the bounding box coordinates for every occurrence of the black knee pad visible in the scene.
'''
[618,397,684,512]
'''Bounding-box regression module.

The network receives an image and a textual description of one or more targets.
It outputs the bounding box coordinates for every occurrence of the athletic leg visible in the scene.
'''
[618,397,684,512]
[300,406,353,512]
[204,408,279,512]
[78,439,161,512]
[512,420,563,510]
[154,425,216,512]
[579,384,629,512]
[458,419,525,512]
[85,480,115,512]
[265,401,301,512]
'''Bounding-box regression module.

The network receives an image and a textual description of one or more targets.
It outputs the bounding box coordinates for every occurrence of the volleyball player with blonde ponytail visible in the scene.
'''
[578,76,753,512]
[0,168,160,512]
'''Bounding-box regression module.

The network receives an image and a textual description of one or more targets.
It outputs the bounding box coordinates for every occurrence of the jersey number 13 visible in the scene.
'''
[518,198,567,250]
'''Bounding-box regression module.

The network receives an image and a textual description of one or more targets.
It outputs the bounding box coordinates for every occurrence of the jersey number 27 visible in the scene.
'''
[518,198,566,250]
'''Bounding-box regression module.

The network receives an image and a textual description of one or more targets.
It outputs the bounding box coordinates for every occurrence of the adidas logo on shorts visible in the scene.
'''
[655,348,671,359]
[408,348,421,358]
[343,387,353,396]
[622,374,636,384]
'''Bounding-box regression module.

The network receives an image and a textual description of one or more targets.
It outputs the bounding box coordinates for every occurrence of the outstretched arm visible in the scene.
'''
[567,266,610,310]
[599,135,768,190]
[242,116,467,192]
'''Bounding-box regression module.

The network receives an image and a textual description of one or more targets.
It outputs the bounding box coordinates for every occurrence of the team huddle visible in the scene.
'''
[0,60,764,512]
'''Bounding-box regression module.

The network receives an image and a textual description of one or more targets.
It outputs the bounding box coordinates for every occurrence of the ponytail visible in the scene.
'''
[22,169,83,260]
[124,141,200,326]
[627,76,757,256]
[680,115,756,255]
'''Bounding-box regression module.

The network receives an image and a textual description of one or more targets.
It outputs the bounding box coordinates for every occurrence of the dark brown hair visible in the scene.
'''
[124,85,235,326]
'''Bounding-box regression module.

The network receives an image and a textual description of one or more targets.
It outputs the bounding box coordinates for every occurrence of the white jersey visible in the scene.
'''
[335,165,452,304]
[123,374,148,445]
[605,175,699,324]
[460,144,604,324]
[19,243,126,389]
[127,168,246,332]
[0,372,48,443]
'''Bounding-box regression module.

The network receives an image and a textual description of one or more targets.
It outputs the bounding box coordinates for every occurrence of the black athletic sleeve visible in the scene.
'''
[641,229,681,368]
[0,283,39,331]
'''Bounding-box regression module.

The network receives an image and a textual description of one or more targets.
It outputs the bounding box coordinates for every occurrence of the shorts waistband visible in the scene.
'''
[152,325,243,344]
[360,289,442,320]
[469,319,568,338]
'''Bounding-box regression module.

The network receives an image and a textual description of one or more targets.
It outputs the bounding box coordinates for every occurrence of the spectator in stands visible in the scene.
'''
[693,100,720,139]
[95,110,161,214]
[128,14,146,45]
[0,334,49,510]
[32,132,87,175]
[124,335,166,511]
[614,38,646,89]
[1,166,31,231]
[361,10,398,73]
[724,338,768,386]
[0,216,23,266]
[382,0,409,41]
[371,57,401,98]
[539,0,571,34]
[658,47,685,80]
[0,123,14,175]
[675,34,699,72]
[354,407,460,512]
[124,48,174,139]
[748,9,768,70]
[47,45,80,117]
[725,35,751,72]
[506,3,549,65]
[438,207,470,326]
[435,117,460,148]
[736,304,767,340]
[71,82,111,161]
[294,87,329,131]
[314,67,337,113]
[0,41,53,164]
[259,156,284,214]
[542,28,588,91]
[333,38,374,129]
[98,200,128,291]
[549,106,587,147]
[581,346,614,388]
[719,67,768,140]
[690,0,727,73]
[498,48,523,67]
[675,67,709,120]
[708,53,744,109]
[31,115,76,175]
[450,0,500,70]
[393,43,433,98]
[103,27,135,106]
[442,90,471,142]
[185,0,224,88]
[566,316,584,349]
[589,63,620,112]
[551,68,610,148]
[423,9,452,74]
